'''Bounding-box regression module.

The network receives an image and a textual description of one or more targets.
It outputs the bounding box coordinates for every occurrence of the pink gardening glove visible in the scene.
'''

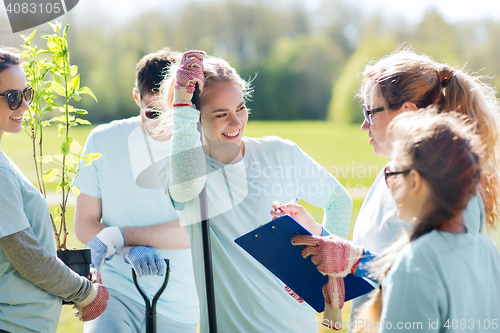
[73,269,110,322]
[173,50,206,107]
[292,234,364,330]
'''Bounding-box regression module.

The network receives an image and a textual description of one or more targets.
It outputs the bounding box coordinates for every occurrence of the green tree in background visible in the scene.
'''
[328,22,399,123]
[7,1,496,124]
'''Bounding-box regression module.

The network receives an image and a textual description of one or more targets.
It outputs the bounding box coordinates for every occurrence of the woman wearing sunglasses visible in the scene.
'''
[0,48,110,332]
[159,50,352,332]
[294,111,500,332]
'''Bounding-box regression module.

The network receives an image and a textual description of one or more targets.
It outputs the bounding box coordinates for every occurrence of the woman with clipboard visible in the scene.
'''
[157,51,352,332]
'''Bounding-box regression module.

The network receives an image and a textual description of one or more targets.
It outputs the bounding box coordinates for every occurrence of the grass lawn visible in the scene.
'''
[1,120,497,332]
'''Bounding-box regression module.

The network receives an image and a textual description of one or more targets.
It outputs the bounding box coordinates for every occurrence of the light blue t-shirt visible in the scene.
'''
[169,136,352,333]
[351,166,485,320]
[0,151,61,333]
[74,117,198,324]
[380,229,500,333]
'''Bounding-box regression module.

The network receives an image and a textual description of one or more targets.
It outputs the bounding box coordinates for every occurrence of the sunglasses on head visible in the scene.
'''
[0,86,34,110]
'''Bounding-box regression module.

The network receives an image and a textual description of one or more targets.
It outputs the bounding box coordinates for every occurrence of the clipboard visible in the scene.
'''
[234,215,375,313]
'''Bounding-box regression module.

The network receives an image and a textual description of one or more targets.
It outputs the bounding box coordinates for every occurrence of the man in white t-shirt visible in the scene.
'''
[74,49,199,333]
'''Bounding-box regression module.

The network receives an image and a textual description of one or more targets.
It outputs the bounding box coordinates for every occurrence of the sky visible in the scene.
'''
[87,0,500,24]
[0,0,499,35]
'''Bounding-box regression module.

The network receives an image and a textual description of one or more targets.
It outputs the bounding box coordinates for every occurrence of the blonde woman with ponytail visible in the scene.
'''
[351,110,500,332]
[282,47,500,329]
[345,47,500,319]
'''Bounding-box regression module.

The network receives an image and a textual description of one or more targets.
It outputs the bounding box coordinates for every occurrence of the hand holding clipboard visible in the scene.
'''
[234,215,374,314]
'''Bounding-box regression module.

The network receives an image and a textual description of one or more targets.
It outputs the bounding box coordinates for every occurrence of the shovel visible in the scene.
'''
[132,259,170,333]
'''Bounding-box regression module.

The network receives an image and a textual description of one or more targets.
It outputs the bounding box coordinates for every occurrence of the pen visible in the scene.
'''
[275,198,299,214]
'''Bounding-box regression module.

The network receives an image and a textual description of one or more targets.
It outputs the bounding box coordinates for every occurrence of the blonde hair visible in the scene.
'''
[352,111,484,332]
[161,55,251,109]
[359,46,500,231]
[153,55,252,137]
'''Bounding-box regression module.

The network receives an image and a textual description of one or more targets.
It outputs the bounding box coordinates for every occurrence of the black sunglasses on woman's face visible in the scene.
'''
[0,86,34,110]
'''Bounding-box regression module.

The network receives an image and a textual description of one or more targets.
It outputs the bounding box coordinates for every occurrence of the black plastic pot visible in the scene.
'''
[57,248,92,305]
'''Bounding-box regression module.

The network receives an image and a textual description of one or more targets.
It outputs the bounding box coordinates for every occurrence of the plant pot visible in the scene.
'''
[57,248,91,305]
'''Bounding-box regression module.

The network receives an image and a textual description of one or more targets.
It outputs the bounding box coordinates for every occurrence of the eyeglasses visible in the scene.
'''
[0,86,34,110]
[384,165,411,188]
[363,103,403,125]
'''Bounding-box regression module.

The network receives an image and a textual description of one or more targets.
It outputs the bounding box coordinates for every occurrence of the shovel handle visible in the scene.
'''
[132,259,170,333]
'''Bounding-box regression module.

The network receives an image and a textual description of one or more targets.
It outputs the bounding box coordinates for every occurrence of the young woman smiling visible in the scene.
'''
[159,50,352,332]
[0,48,108,333]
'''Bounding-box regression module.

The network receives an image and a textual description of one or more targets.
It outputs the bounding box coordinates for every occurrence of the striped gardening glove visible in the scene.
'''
[116,246,166,277]
[73,268,109,322]
[292,234,364,330]
[173,50,205,107]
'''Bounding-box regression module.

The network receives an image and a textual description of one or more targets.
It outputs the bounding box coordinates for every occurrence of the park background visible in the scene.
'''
[0,0,500,332]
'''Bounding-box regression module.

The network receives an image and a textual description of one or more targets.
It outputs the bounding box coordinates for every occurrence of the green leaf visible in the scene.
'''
[70,140,82,154]
[70,65,78,77]
[79,87,97,103]
[83,152,102,166]
[26,29,37,43]
[41,168,58,182]
[35,49,51,56]
[74,118,91,125]
[50,81,66,96]
[48,22,61,32]
[75,109,88,115]
[65,152,76,165]
[71,186,81,197]
[61,139,71,155]
[49,115,67,123]
[47,38,62,54]
[63,24,69,39]
[52,54,64,68]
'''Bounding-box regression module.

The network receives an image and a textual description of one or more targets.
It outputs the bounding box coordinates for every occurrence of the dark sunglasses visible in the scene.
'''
[384,165,411,189]
[0,86,34,110]
[363,103,403,125]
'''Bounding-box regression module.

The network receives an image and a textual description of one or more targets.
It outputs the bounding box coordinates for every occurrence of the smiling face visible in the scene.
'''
[200,81,248,163]
[0,65,29,139]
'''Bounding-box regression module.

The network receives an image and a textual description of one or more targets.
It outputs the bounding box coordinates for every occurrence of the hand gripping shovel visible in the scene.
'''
[132,259,170,333]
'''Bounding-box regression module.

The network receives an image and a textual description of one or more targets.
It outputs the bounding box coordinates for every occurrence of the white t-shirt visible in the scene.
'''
[75,117,198,324]
[0,151,61,333]
[169,135,352,332]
